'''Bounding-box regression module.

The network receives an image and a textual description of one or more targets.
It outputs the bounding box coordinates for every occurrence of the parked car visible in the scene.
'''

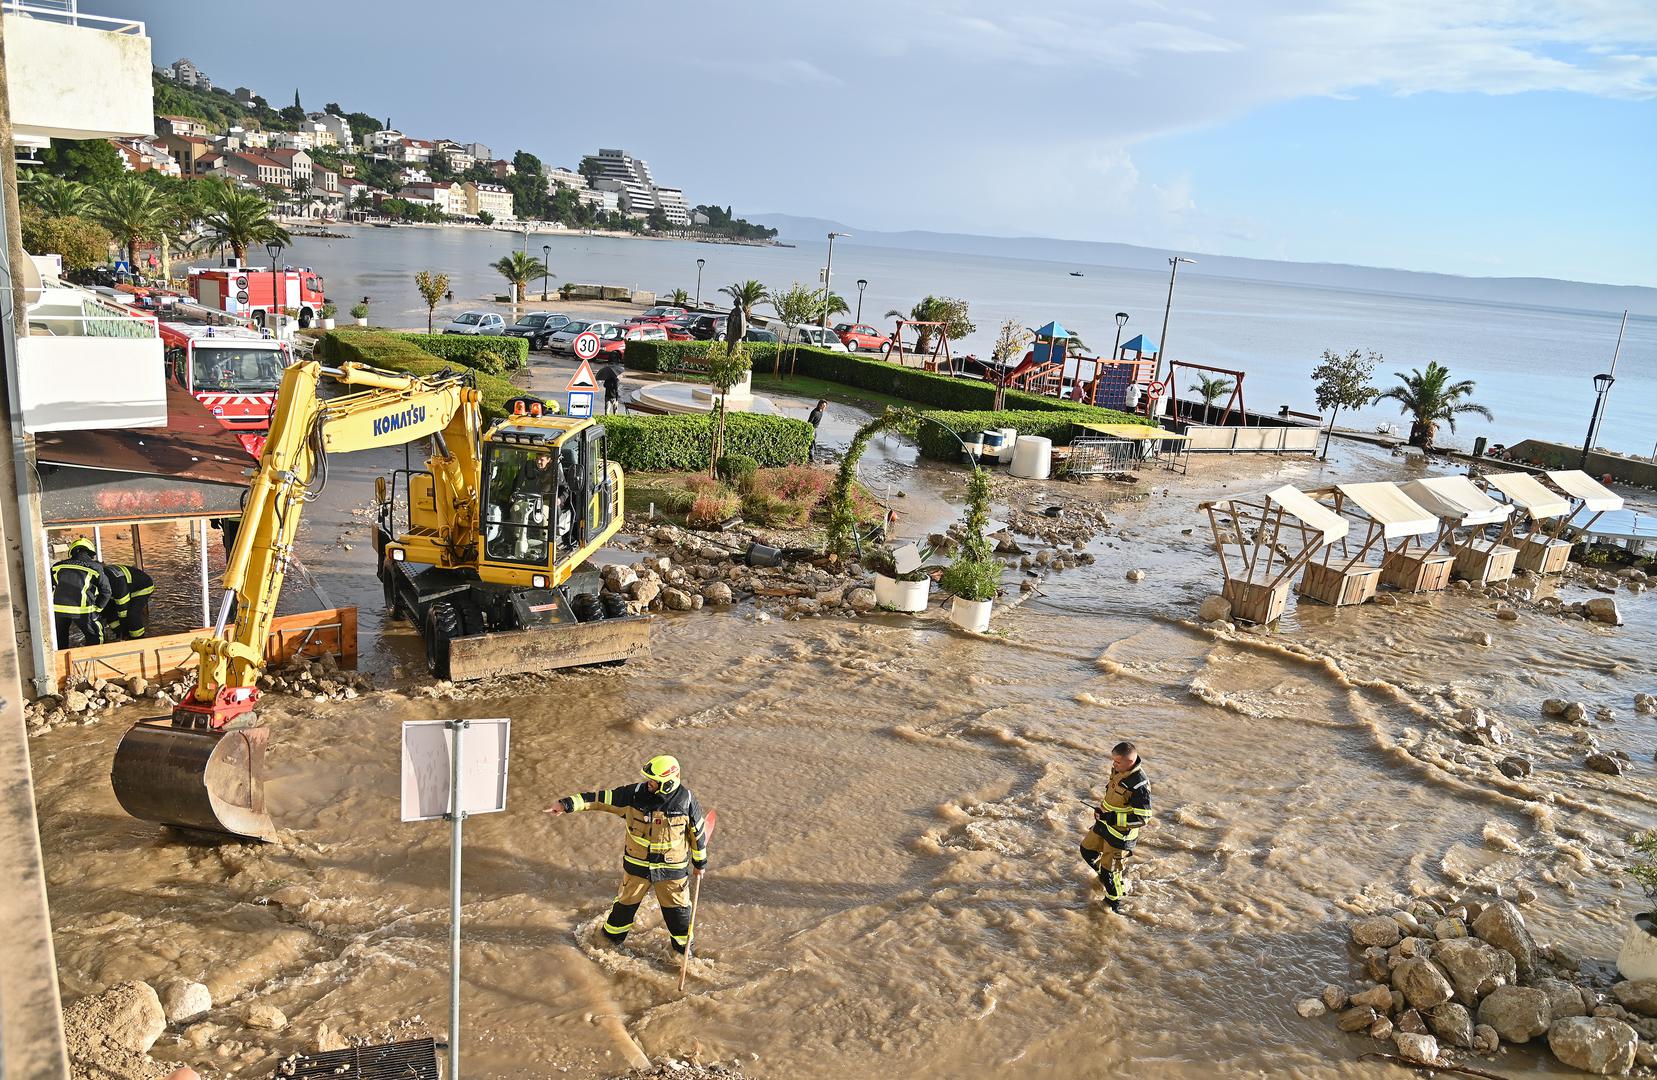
[663,314,701,341]
[833,322,891,353]
[745,327,779,343]
[780,323,849,352]
[597,324,668,359]
[442,311,505,336]
[546,319,620,354]
[679,314,726,342]
[503,312,571,349]
[627,305,686,327]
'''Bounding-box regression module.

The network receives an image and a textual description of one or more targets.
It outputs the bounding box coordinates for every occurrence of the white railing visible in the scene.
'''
[2,0,144,34]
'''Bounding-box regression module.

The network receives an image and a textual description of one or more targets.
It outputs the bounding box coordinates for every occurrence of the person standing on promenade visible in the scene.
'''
[1080,741,1153,911]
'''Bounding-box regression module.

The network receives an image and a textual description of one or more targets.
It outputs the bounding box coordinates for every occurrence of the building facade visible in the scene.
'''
[169,57,209,89]
[463,181,514,220]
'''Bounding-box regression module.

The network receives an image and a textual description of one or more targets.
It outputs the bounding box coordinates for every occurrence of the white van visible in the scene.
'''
[780,324,849,352]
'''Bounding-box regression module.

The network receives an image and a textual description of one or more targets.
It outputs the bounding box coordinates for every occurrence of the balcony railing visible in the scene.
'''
[2,0,144,34]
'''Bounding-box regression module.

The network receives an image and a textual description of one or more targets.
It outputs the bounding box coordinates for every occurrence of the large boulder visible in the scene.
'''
[62,981,166,1054]
[157,979,211,1024]
[1393,1031,1439,1066]
[1198,594,1232,622]
[1477,985,1551,1044]
[1425,1002,1475,1049]
[1613,980,1657,1017]
[1350,984,1395,1013]
[1585,597,1622,625]
[1352,916,1403,948]
[1547,1016,1637,1075]
[1393,958,1454,1011]
[1535,976,1588,1020]
[701,581,733,606]
[1473,900,1536,978]
[1435,937,1516,1006]
[1338,1005,1380,1032]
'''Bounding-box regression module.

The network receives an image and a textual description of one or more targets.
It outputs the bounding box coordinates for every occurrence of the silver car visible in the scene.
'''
[442,311,506,336]
[546,319,619,354]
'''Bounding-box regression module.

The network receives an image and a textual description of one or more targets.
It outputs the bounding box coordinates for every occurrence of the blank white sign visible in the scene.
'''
[892,542,922,575]
[400,718,511,822]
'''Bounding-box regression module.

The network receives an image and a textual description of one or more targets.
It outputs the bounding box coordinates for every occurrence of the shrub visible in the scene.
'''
[319,329,523,420]
[349,302,370,319]
[623,339,782,374]
[740,465,834,527]
[910,407,1139,461]
[599,413,812,472]
[396,332,529,373]
[715,453,759,488]
[940,468,1000,602]
[687,482,741,528]
[940,557,1001,602]
[321,301,337,319]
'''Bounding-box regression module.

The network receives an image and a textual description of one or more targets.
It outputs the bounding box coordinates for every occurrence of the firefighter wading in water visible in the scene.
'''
[1080,741,1153,911]
[545,755,710,953]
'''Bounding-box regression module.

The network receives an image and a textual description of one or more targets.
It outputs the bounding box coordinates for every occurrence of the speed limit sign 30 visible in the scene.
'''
[572,331,601,361]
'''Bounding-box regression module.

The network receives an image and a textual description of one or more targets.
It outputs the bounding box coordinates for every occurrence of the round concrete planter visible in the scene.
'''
[1618,913,1657,980]
[873,574,929,613]
[949,596,992,632]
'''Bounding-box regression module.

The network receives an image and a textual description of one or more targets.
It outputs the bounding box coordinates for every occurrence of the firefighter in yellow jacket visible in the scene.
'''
[546,755,710,952]
[1080,741,1153,911]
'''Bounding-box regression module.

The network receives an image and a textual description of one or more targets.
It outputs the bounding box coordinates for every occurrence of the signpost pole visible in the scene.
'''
[446,719,469,1080]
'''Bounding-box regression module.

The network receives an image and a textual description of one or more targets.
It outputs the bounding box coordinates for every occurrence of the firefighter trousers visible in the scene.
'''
[603,873,692,952]
[1080,829,1136,906]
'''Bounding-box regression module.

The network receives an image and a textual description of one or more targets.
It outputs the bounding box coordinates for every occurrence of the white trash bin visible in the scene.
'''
[1010,436,1052,480]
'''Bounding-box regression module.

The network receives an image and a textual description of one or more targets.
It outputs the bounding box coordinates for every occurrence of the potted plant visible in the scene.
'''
[867,543,933,613]
[1619,832,1657,979]
[320,301,337,330]
[939,468,1001,632]
[350,301,370,327]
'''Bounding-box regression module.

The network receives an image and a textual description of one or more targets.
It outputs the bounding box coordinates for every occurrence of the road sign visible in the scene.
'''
[400,718,511,822]
[567,358,598,390]
[566,390,594,419]
[572,332,601,363]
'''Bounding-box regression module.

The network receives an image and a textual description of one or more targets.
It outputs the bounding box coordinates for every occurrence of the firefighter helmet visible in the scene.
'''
[641,754,681,794]
[68,537,96,558]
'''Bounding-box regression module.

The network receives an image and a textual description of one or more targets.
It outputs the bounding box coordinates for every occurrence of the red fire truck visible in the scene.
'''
[187,263,328,329]
[159,319,294,455]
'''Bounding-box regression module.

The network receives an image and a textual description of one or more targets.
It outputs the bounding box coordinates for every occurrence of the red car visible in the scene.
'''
[834,323,891,353]
[626,305,686,327]
[598,324,667,358]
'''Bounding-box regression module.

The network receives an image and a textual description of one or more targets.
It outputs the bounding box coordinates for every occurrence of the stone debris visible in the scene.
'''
[1585,752,1624,776]
[605,1060,751,1080]
[1548,1016,1637,1075]
[244,1003,288,1031]
[157,979,211,1025]
[61,980,187,1080]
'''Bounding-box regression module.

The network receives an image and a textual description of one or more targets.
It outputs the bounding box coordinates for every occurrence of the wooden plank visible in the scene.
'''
[444,617,652,683]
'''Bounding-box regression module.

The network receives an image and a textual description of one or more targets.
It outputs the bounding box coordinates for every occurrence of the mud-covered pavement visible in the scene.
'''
[31,434,1657,1079]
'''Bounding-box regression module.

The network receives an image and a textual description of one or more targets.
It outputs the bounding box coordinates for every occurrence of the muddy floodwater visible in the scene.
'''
[30,436,1657,1079]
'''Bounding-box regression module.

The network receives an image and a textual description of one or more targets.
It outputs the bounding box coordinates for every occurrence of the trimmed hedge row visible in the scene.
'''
[911,408,1142,461]
[598,413,813,472]
[319,330,522,420]
[395,333,529,373]
[622,339,783,374]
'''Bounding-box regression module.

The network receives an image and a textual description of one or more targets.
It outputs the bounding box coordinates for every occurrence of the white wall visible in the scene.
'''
[17,336,165,433]
[5,15,152,142]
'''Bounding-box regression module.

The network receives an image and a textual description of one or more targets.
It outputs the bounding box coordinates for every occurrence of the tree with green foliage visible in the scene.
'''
[21,173,89,217]
[19,207,111,271]
[704,343,753,476]
[1188,374,1235,423]
[646,207,670,232]
[885,295,975,355]
[1379,360,1491,450]
[492,251,546,304]
[1310,347,1381,460]
[939,468,1000,605]
[477,210,495,226]
[719,279,768,325]
[198,181,288,264]
[89,174,173,268]
[767,282,820,375]
[39,137,123,184]
[666,288,690,307]
[826,408,918,557]
[415,270,450,334]
[989,320,1034,410]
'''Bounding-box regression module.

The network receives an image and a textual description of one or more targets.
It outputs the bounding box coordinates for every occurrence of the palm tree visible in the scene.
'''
[1378,361,1493,449]
[819,291,850,321]
[1189,374,1235,423]
[23,173,89,217]
[719,279,768,326]
[198,182,289,265]
[666,288,690,307]
[492,251,547,304]
[89,175,173,269]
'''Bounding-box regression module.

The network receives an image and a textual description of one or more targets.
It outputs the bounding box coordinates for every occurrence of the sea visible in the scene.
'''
[272,226,1655,456]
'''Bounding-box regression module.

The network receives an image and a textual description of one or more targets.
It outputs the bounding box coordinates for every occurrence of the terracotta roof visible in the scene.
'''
[228,152,284,169]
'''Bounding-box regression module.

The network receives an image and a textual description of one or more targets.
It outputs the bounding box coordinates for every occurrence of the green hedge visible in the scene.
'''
[911,408,1142,461]
[395,333,529,373]
[598,413,812,471]
[623,339,782,374]
[319,330,522,420]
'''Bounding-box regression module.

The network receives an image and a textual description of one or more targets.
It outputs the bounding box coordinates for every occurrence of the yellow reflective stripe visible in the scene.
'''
[53,603,100,614]
[623,854,652,867]
[127,585,155,598]
[570,794,586,812]
[127,628,146,638]
[1103,821,1140,842]
[599,789,613,805]
[628,833,650,846]
[1102,802,1152,818]
[603,920,633,933]
[690,848,707,860]
[670,931,690,944]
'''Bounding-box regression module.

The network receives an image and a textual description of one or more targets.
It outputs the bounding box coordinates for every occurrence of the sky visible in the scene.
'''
[102,0,1657,284]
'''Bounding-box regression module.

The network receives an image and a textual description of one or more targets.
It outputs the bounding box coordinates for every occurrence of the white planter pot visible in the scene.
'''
[1618,915,1657,980]
[321,318,336,330]
[873,573,929,613]
[949,596,992,632]
[355,317,369,326]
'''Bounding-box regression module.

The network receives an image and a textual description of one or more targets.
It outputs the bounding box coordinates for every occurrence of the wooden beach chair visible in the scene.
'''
[1481,471,1574,576]
[1300,482,1440,604]
[1201,485,1349,625]
[1398,476,1516,585]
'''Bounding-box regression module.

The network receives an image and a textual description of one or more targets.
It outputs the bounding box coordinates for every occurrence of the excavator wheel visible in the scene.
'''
[425,600,462,680]
[110,719,277,842]
[600,592,629,620]
[570,592,604,623]
[382,562,403,621]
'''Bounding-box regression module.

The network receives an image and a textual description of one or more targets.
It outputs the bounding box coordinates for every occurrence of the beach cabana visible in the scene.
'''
[1202,485,1349,624]
[1544,469,1624,542]
[1398,476,1516,585]
[1299,483,1440,605]
[1482,471,1573,575]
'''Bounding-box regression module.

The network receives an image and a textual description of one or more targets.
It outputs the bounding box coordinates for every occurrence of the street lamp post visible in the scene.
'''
[264,239,285,338]
[1111,311,1129,362]
[541,244,551,302]
[695,258,705,309]
[1155,256,1195,384]
[1581,373,1616,469]
[821,231,848,328]
[855,278,868,324]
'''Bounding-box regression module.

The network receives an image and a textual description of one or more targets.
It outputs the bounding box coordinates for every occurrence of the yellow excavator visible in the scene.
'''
[110,359,649,841]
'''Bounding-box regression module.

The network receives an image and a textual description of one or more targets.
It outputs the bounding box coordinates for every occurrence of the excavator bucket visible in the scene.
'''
[443,615,651,683]
[110,719,278,842]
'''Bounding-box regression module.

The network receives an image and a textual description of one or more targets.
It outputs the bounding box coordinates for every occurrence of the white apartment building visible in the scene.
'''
[397,138,433,164]
[170,57,209,89]
[463,142,492,162]
[464,181,514,220]
[310,112,355,149]
[654,186,690,226]
[270,130,314,151]
[365,128,404,154]
[401,182,467,216]
[545,166,584,192]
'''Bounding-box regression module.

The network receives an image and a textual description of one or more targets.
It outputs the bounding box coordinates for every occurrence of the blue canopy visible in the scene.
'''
[1035,321,1071,339]
[1119,333,1158,354]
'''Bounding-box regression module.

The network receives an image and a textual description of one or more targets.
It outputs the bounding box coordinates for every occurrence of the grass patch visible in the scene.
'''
[750,372,915,414]
[624,464,878,533]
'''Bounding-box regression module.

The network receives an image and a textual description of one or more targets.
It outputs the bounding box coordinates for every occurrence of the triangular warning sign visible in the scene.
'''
[566,359,598,391]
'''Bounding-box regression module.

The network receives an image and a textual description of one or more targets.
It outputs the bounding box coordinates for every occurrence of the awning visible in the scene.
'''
[1399,476,1512,528]
[1119,334,1158,354]
[1545,469,1623,513]
[1217,485,1350,545]
[1074,422,1190,441]
[1333,482,1438,540]
[1483,472,1572,520]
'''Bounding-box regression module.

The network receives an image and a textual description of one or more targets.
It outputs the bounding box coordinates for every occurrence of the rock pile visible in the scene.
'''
[255,653,375,703]
[605,1059,752,1080]
[61,980,187,1080]
[1305,898,1645,1075]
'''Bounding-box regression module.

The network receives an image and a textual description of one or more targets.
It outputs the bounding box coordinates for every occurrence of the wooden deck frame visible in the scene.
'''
[1294,487,1387,607]
[1204,497,1330,625]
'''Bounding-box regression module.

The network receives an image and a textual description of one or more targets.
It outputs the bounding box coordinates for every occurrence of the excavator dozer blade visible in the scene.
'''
[444,615,651,683]
[110,719,278,842]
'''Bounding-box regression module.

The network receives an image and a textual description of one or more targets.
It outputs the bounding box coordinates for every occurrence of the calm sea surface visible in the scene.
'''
[271,227,1655,455]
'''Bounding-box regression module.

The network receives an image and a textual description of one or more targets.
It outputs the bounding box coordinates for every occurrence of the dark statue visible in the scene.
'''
[725,305,746,345]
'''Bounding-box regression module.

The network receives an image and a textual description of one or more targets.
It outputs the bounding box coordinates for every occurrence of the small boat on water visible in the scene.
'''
[1069,271,1085,277]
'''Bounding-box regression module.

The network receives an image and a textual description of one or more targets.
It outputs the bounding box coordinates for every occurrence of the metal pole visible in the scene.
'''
[541,245,550,302]
[446,719,468,1080]
[93,525,102,561]
[855,279,867,324]
[820,233,838,328]
[197,518,210,628]
[695,259,704,309]
[1580,392,1605,470]
[1155,258,1186,385]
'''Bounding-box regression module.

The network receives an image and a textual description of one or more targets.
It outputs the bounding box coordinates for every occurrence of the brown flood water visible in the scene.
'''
[30,432,1657,1079]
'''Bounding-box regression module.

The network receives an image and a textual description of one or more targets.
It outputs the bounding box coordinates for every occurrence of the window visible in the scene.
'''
[483,443,558,565]
[191,347,286,392]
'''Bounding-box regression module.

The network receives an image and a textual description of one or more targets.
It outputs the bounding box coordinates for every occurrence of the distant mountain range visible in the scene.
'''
[748,214,1657,316]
